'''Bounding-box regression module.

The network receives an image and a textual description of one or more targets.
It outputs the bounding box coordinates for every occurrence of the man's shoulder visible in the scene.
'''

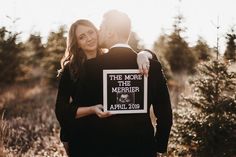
[149,59,165,76]
[150,58,162,69]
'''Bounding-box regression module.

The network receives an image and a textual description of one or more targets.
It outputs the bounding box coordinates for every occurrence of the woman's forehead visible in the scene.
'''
[76,25,94,35]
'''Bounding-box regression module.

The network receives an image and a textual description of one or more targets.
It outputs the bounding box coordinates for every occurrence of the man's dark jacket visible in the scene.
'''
[70,47,172,156]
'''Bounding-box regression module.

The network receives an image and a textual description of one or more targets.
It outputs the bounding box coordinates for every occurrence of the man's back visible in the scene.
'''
[81,46,172,156]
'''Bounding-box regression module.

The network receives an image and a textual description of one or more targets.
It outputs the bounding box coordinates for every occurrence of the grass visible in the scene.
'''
[0,71,197,157]
[0,81,67,157]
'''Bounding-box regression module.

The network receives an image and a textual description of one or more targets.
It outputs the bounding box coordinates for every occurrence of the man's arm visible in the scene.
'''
[149,60,173,153]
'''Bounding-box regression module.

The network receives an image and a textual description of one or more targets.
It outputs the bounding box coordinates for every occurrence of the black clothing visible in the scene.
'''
[68,47,172,156]
[55,49,157,142]
[54,65,82,142]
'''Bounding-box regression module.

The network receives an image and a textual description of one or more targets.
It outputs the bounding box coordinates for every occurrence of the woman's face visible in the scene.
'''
[75,25,98,53]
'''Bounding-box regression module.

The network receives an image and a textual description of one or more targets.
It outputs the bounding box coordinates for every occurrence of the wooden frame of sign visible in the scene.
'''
[103,69,147,114]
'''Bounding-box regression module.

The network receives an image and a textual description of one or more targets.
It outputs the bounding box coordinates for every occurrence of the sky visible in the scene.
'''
[0,0,235,53]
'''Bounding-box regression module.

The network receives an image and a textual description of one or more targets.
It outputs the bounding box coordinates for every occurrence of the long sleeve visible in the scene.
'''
[149,60,173,153]
[142,49,158,61]
[55,66,72,142]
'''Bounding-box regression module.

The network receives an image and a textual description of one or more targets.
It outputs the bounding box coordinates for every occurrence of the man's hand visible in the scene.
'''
[92,104,112,118]
[137,51,152,76]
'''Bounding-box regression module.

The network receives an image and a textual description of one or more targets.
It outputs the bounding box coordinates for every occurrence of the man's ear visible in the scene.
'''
[106,27,115,38]
[107,30,114,38]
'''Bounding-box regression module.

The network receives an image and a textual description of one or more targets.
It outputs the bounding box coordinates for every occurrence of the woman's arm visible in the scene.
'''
[75,104,111,119]
[55,66,72,142]
[137,49,158,76]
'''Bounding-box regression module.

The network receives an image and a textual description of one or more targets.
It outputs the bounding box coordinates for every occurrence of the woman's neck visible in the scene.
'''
[86,50,97,59]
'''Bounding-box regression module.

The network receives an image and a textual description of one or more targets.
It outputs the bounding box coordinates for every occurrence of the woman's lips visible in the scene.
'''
[87,41,96,47]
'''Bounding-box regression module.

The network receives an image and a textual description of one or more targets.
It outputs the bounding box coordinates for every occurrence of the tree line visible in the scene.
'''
[0,15,236,156]
[0,16,235,86]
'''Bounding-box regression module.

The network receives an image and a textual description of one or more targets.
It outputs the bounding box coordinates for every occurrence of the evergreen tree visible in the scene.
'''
[0,27,23,84]
[165,31,197,74]
[224,28,236,61]
[42,26,66,86]
[164,15,197,74]
[172,58,236,157]
[152,33,173,80]
[193,37,212,61]
[19,33,45,80]
[24,33,45,65]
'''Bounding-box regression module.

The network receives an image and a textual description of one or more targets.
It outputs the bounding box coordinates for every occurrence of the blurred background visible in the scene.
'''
[0,0,235,156]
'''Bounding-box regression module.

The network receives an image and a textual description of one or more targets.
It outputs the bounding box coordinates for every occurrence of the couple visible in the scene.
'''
[55,10,172,157]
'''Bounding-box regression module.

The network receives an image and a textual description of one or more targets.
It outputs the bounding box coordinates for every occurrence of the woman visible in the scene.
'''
[55,19,153,156]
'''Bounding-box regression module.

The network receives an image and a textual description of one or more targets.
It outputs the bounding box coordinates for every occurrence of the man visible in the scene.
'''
[78,10,172,157]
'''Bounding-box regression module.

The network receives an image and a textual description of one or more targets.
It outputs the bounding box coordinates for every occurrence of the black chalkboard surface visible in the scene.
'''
[103,69,147,114]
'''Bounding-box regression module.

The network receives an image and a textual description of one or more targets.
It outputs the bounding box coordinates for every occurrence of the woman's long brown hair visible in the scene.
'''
[61,19,102,81]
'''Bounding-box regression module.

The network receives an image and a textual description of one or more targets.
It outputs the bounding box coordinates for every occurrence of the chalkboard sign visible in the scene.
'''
[103,69,147,114]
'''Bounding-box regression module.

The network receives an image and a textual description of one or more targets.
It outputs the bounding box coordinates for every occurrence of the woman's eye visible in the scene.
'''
[79,35,85,40]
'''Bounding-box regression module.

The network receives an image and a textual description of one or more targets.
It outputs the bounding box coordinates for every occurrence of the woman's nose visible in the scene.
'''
[87,35,92,41]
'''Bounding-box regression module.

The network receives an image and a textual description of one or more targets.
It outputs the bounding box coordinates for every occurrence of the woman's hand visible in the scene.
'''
[92,104,112,118]
[76,105,111,119]
[137,51,152,76]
